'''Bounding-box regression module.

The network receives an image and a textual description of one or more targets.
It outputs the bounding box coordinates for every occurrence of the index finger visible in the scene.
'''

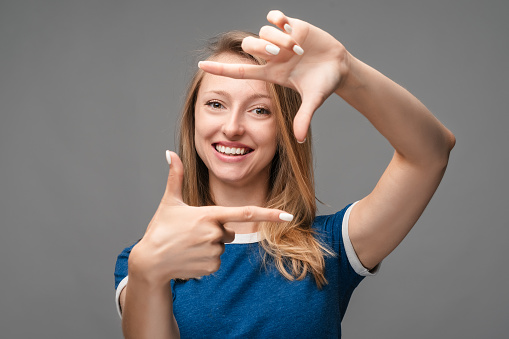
[198,60,266,80]
[206,206,293,224]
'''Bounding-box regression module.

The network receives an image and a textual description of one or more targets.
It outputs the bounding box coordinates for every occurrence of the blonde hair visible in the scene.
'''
[178,31,334,288]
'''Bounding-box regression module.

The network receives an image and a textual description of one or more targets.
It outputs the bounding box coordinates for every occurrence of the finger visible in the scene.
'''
[293,94,325,142]
[266,10,289,30]
[161,150,184,204]
[266,10,305,55]
[241,36,280,58]
[198,60,265,80]
[208,205,294,224]
[258,25,296,51]
[221,227,235,243]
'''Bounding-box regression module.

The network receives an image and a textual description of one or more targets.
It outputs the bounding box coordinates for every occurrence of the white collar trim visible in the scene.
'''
[228,232,261,244]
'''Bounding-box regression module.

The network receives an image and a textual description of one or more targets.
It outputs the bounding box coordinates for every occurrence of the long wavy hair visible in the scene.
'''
[178,31,334,288]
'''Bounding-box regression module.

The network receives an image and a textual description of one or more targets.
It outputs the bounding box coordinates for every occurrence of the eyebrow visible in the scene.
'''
[203,90,272,101]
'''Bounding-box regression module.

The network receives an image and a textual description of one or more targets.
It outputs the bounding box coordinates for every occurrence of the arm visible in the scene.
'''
[198,10,455,270]
[119,151,292,337]
[338,55,455,269]
[120,248,179,339]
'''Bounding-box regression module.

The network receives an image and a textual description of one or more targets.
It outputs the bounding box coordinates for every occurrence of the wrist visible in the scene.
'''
[334,52,364,97]
[128,241,171,287]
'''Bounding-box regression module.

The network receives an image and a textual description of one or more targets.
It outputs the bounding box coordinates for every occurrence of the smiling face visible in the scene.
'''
[194,53,278,190]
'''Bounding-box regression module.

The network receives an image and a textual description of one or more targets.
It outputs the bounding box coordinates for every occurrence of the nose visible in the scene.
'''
[221,110,245,138]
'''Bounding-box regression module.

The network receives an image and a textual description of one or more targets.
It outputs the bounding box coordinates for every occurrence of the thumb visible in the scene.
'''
[222,226,236,244]
[293,93,325,143]
[161,150,185,204]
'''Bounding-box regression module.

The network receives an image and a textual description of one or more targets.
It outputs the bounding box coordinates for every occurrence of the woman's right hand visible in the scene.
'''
[199,10,350,143]
[128,151,292,285]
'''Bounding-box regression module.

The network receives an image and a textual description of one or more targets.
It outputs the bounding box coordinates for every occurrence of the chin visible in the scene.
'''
[210,171,252,186]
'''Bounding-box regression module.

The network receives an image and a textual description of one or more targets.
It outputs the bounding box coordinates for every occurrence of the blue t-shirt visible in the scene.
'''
[114,203,376,338]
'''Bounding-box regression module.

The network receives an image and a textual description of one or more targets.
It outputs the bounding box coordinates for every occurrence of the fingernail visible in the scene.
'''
[198,61,203,69]
[293,45,304,55]
[279,212,294,222]
[265,44,280,55]
[166,150,171,165]
[297,138,306,144]
[284,24,293,34]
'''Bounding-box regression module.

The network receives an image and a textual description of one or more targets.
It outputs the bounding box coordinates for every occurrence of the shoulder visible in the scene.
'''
[314,203,379,277]
[313,204,354,232]
[312,203,354,249]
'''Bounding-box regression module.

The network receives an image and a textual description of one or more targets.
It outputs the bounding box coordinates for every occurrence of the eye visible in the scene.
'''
[206,101,224,109]
[252,107,271,115]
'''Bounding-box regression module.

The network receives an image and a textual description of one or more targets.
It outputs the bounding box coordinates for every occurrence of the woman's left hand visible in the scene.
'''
[198,10,349,142]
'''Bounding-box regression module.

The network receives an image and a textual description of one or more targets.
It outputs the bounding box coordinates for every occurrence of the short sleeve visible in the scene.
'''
[341,202,380,276]
[314,203,379,318]
[114,242,137,318]
[316,203,380,279]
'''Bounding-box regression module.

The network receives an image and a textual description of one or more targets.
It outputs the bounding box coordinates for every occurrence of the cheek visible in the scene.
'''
[194,111,213,142]
[194,114,208,157]
[256,120,277,150]
[194,111,221,161]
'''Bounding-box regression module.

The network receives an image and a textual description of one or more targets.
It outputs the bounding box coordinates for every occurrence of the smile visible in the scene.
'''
[214,144,253,156]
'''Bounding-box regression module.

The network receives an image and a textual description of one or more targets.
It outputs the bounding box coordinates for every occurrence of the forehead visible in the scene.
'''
[199,53,271,97]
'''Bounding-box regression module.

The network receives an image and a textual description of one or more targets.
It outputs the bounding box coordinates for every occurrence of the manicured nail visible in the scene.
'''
[284,24,293,34]
[198,61,204,69]
[166,150,171,165]
[297,138,306,144]
[279,213,294,222]
[293,45,304,55]
[265,44,280,55]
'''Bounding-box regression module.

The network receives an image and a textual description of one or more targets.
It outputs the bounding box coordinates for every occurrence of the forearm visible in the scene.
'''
[122,248,180,338]
[336,54,455,166]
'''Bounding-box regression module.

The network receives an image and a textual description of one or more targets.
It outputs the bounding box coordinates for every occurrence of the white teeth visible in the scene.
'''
[215,144,250,156]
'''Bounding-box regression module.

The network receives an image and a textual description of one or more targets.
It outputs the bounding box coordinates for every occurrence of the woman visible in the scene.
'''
[114,10,455,338]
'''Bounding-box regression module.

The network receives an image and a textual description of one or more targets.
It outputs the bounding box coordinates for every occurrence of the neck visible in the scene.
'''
[209,173,269,234]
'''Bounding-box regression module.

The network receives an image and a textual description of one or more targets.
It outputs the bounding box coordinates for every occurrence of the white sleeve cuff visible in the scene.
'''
[342,202,380,276]
[115,276,129,319]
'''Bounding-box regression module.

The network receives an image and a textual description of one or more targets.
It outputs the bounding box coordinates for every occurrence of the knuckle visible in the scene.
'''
[169,169,183,182]
[213,243,225,257]
[206,228,223,242]
[214,63,225,76]
[196,212,211,224]
[144,228,165,248]
[242,206,255,220]
[206,258,221,274]
[238,65,245,79]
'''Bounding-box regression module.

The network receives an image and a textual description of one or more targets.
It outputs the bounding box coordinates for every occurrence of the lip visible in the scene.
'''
[211,141,254,163]
[214,141,252,148]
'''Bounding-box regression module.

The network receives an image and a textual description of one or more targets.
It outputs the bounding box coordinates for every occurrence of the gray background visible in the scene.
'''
[1,0,507,338]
